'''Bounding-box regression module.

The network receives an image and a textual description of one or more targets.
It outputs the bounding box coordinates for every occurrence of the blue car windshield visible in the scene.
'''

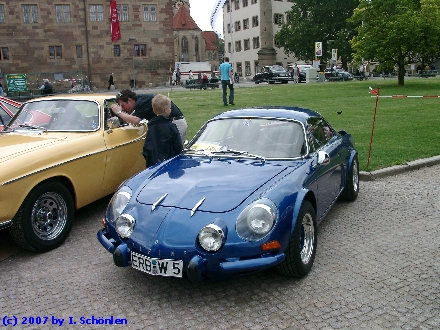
[188,118,306,159]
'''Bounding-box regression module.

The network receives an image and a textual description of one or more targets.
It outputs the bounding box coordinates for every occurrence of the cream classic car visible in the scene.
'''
[0,94,147,251]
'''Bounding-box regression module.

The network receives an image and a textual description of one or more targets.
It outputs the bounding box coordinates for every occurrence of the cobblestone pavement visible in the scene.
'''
[0,165,439,330]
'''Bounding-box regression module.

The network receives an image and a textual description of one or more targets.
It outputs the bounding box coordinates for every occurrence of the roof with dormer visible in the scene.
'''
[173,5,200,30]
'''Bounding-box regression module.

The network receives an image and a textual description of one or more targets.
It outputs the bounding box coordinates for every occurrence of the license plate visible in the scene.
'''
[131,252,183,278]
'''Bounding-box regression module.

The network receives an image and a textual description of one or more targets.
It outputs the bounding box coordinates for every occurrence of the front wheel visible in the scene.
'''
[9,181,74,251]
[276,201,317,278]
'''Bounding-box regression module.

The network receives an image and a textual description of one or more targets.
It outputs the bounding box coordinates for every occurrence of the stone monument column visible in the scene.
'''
[257,0,277,66]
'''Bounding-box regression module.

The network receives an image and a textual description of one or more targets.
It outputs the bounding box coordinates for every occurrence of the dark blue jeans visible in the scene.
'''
[221,80,234,105]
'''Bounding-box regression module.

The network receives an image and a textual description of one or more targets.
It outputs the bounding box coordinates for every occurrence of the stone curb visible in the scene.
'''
[359,155,440,181]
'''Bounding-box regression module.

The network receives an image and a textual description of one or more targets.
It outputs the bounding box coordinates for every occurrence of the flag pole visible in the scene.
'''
[367,87,380,170]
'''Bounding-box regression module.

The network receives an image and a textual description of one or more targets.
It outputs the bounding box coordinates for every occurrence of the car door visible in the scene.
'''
[101,104,147,192]
[306,117,343,219]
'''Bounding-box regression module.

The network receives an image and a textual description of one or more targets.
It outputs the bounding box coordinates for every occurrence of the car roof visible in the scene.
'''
[22,93,116,105]
[214,106,322,125]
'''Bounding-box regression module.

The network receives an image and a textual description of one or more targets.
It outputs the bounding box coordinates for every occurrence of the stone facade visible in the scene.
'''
[0,0,175,90]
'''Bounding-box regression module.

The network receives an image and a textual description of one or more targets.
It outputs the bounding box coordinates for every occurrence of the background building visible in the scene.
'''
[173,3,220,74]
[0,0,175,91]
[223,0,297,79]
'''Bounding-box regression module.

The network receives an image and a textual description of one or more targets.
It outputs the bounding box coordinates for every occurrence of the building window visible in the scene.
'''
[114,45,120,57]
[0,47,9,60]
[234,0,240,10]
[235,41,242,52]
[0,5,6,23]
[287,0,294,2]
[56,5,70,23]
[252,15,258,27]
[243,18,249,30]
[23,5,38,23]
[251,0,257,4]
[244,39,250,51]
[234,21,241,32]
[181,37,189,61]
[242,0,248,7]
[236,62,242,76]
[208,52,212,61]
[134,44,147,57]
[245,61,251,76]
[49,46,62,59]
[274,13,284,25]
[143,5,157,21]
[252,37,260,49]
[89,5,104,22]
[228,42,231,53]
[227,24,231,33]
[195,36,200,62]
[226,3,230,13]
[213,52,217,60]
[76,45,83,58]
[117,5,129,22]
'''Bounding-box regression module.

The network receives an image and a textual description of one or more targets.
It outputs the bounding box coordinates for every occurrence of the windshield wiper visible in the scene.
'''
[18,124,47,133]
[211,149,266,162]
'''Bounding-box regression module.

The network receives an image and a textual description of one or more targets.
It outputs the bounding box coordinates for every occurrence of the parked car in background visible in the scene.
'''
[254,65,291,84]
[0,94,147,251]
[0,96,21,130]
[97,106,359,282]
[324,68,354,81]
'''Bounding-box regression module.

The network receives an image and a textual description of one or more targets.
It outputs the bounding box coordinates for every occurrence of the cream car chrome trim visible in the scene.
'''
[0,219,13,230]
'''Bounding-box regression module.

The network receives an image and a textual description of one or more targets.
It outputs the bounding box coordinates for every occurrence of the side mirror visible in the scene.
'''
[317,150,330,166]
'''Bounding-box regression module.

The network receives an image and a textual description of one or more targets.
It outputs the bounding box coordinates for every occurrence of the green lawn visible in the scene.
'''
[164,77,440,172]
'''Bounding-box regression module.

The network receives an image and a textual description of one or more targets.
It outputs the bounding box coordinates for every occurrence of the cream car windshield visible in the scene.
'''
[5,100,100,132]
[187,118,307,159]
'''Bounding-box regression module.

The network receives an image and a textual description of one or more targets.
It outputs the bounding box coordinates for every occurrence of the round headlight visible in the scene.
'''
[115,214,135,238]
[198,224,225,252]
[247,204,274,234]
[110,186,132,221]
[236,199,277,241]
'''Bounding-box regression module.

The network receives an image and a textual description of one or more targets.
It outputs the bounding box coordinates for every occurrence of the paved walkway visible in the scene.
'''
[0,163,439,329]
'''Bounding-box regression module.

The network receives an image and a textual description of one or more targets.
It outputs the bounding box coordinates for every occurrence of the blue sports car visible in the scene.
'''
[97,107,359,281]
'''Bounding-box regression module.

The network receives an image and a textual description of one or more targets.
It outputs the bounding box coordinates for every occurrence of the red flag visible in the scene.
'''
[369,87,378,95]
[110,0,121,42]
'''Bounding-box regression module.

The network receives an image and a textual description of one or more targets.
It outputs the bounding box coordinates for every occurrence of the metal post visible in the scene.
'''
[129,37,136,89]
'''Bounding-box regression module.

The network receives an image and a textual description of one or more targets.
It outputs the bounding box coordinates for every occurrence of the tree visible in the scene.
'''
[275,0,359,68]
[349,0,440,85]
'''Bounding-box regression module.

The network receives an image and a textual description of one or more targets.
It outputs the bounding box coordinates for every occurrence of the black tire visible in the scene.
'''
[339,155,359,201]
[276,201,317,278]
[9,181,74,252]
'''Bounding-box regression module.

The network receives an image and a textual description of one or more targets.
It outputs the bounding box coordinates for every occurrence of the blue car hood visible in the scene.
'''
[136,156,291,213]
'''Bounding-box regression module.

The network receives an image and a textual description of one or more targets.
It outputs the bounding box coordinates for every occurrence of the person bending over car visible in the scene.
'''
[143,94,183,168]
[111,89,187,142]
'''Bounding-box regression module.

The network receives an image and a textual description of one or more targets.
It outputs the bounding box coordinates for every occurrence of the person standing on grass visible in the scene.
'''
[291,63,299,83]
[220,57,234,106]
